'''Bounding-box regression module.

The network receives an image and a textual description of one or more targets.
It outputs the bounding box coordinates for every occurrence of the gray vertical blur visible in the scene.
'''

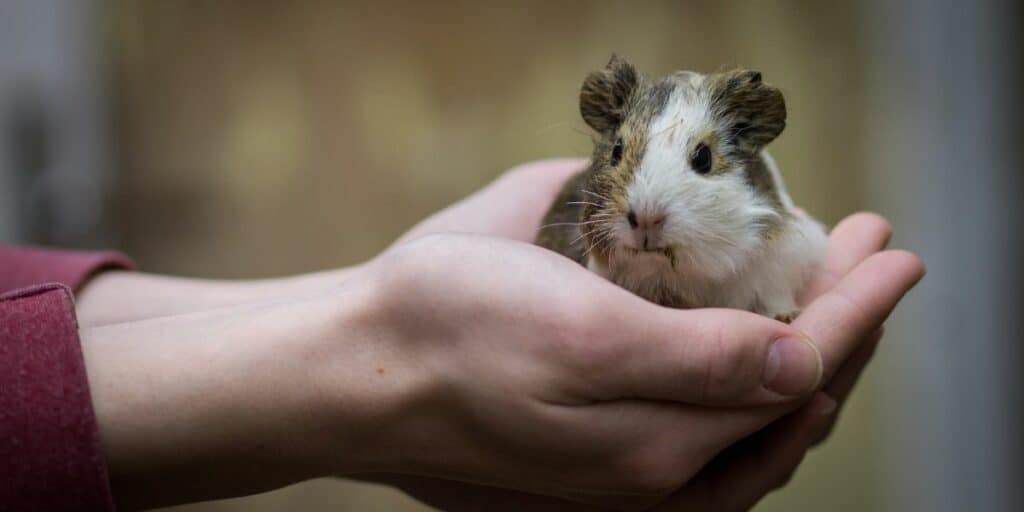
[864,1,1023,511]
[0,0,110,246]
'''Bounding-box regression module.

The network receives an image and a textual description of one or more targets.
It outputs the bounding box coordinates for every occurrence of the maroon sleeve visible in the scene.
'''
[0,244,135,294]
[0,246,134,512]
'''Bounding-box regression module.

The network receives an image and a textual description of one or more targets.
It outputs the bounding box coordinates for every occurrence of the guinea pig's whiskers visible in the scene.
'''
[581,232,605,257]
[570,224,609,247]
[537,219,606,231]
[565,201,602,207]
[568,125,593,138]
[581,241,602,259]
[584,228,616,258]
[530,122,594,142]
[531,121,571,136]
[581,189,613,202]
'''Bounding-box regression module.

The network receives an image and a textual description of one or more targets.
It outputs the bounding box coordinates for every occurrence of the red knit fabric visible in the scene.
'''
[0,245,134,294]
[0,245,133,512]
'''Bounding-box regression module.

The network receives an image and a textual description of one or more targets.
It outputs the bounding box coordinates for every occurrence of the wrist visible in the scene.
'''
[309,262,439,476]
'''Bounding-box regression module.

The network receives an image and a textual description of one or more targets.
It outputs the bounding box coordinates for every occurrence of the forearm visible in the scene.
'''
[75,265,364,327]
[79,275,388,510]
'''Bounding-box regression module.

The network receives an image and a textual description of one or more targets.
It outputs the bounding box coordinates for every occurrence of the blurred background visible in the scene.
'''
[1,1,1020,511]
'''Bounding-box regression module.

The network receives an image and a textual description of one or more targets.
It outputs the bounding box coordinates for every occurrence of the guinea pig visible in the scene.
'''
[536,55,827,321]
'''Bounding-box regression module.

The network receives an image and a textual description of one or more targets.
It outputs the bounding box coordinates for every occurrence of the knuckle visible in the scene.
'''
[620,459,680,495]
[813,423,835,446]
[772,465,799,490]
[852,211,893,241]
[828,286,874,331]
[697,319,764,401]
[611,444,687,495]
[768,447,809,490]
[886,249,926,277]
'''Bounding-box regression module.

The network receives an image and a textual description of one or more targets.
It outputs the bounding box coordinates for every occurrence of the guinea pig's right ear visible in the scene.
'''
[708,69,787,155]
[579,54,639,136]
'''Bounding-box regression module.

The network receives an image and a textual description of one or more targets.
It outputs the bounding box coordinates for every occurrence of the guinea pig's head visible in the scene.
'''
[577,55,789,279]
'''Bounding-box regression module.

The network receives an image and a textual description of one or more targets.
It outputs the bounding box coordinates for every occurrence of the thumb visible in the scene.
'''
[586,306,823,406]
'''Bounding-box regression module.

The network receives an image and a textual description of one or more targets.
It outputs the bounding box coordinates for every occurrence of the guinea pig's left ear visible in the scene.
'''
[709,69,787,154]
[579,54,639,136]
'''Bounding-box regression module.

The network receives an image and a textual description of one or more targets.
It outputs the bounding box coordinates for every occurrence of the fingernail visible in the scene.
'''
[763,336,823,396]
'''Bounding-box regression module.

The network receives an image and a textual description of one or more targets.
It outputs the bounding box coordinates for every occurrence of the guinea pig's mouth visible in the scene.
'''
[616,245,678,266]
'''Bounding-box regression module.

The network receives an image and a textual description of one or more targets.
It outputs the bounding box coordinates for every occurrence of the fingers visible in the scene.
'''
[793,250,924,384]
[801,212,892,304]
[360,473,600,512]
[587,306,823,406]
[823,327,883,405]
[583,212,902,408]
[811,327,884,445]
[628,251,920,467]
[659,392,836,512]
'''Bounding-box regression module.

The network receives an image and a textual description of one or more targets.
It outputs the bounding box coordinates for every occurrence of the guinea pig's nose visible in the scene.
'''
[626,209,667,231]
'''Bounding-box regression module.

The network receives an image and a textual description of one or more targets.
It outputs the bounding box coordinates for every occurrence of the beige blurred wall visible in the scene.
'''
[106,1,874,511]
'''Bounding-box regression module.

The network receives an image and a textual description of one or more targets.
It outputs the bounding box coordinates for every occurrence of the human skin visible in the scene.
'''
[76,159,922,511]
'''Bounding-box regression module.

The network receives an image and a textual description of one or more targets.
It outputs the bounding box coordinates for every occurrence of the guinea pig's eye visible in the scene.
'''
[690,143,713,175]
[609,139,624,166]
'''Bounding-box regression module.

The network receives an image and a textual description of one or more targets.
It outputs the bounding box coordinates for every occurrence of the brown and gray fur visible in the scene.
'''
[536,55,826,316]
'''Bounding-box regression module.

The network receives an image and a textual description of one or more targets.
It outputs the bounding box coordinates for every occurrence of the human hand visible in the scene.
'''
[327,232,824,507]
[351,210,919,511]
[359,393,837,512]
[400,160,902,451]
[332,218,921,510]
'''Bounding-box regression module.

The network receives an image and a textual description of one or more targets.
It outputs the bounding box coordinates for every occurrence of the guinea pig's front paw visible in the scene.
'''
[773,310,801,324]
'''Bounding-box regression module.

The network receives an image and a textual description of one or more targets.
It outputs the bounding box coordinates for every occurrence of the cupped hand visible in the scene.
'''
[398,159,905,448]
[351,159,921,510]
[335,233,824,505]
[335,219,921,510]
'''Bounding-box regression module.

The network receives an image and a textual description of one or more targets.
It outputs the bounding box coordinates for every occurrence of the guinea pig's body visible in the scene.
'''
[537,57,827,319]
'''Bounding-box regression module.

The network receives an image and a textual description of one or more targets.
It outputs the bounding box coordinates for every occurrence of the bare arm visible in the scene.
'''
[75,265,363,327]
